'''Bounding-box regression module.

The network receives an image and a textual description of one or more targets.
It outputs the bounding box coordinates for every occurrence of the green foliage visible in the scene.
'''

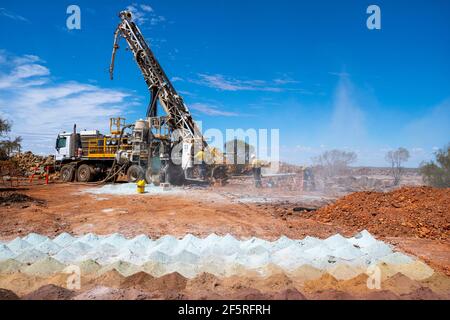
[0,117,22,160]
[420,145,450,188]
[0,118,12,136]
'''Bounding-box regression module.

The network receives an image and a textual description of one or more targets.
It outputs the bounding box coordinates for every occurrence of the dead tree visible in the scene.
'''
[385,147,410,186]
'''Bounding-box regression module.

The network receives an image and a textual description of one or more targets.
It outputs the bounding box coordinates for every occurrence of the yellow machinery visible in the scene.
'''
[86,117,131,159]
[110,117,126,135]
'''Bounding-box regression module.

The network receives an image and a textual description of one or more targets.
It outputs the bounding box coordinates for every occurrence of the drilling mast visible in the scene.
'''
[110,10,205,147]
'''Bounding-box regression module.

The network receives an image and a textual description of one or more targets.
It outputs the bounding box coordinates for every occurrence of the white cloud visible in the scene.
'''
[140,4,154,12]
[171,76,184,82]
[11,64,50,79]
[151,15,166,25]
[193,73,308,93]
[194,74,287,92]
[126,3,165,26]
[0,61,50,89]
[0,52,136,154]
[12,54,42,65]
[273,76,300,85]
[189,103,238,117]
[0,8,29,22]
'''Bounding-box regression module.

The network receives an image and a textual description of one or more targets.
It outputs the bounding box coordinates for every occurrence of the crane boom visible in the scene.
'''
[110,10,205,147]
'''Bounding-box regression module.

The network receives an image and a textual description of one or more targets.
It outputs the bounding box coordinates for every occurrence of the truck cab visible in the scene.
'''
[55,132,74,161]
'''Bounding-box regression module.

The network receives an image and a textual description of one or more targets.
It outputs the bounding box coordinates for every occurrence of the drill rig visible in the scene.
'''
[54,10,225,185]
[108,10,225,185]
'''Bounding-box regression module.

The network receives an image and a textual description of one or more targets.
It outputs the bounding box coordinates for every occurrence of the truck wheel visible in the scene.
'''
[60,165,75,182]
[77,164,94,183]
[165,164,185,186]
[127,165,145,183]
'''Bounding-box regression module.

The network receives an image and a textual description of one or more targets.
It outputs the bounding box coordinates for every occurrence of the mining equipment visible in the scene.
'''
[54,10,226,185]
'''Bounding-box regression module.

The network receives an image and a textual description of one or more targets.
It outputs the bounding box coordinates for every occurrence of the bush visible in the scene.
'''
[420,145,450,188]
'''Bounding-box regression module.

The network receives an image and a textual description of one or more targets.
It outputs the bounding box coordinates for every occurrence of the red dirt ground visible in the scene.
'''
[0,184,449,277]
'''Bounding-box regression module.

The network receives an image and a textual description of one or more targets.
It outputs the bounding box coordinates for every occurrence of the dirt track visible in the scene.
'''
[0,183,343,240]
[0,183,449,277]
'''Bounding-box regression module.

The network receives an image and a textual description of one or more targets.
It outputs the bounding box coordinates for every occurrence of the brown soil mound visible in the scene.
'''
[420,272,450,294]
[230,288,270,300]
[91,270,125,288]
[160,289,189,300]
[72,286,153,300]
[338,273,371,294]
[187,290,224,300]
[303,273,340,292]
[362,290,400,300]
[186,272,222,291]
[22,284,75,300]
[400,287,444,300]
[382,273,424,295]
[220,275,258,292]
[0,272,44,296]
[309,289,355,300]
[120,272,155,290]
[0,288,19,300]
[271,288,307,300]
[310,187,450,240]
[152,272,187,291]
[258,273,295,292]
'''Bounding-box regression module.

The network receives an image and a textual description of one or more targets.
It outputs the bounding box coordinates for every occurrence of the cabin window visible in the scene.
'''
[56,136,67,149]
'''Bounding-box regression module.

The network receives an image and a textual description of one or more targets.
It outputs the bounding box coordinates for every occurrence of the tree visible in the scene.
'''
[224,139,255,165]
[312,149,357,177]
[0,118,11,134]
[420,144,450,188]
[385,147,410,186]
[224,139,255,174]
[0,118,22,160]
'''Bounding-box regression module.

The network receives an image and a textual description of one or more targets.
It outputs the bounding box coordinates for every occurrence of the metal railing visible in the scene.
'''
[87,138,131,158]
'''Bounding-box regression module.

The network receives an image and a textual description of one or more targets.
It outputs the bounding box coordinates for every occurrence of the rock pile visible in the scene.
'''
[10,152,54,177]
[309,186,450,240]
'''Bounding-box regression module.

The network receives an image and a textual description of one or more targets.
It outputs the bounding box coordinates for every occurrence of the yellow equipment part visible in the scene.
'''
[110,117,126,135]
[87,137,131,159]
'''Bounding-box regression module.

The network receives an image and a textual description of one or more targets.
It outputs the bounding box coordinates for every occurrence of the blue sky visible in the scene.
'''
[0,0,449,166]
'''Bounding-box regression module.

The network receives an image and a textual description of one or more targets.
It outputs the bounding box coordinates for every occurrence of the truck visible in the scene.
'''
[55,118,132,183]
[55,10,226,185]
